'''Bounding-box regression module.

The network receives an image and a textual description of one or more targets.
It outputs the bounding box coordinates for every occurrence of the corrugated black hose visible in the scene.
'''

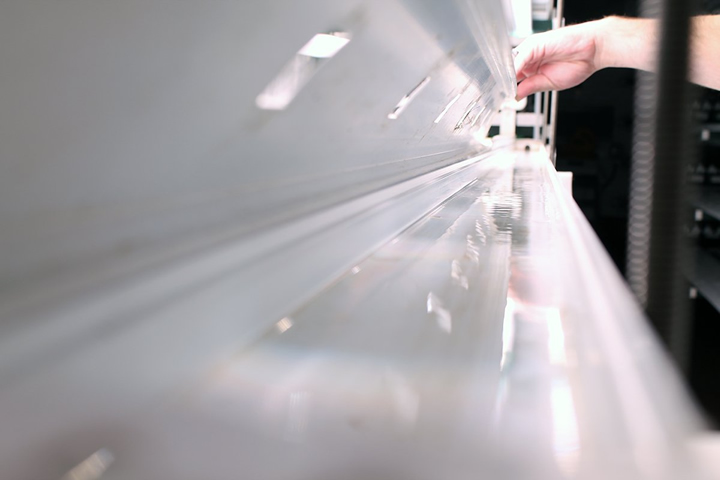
[628,0,696,370]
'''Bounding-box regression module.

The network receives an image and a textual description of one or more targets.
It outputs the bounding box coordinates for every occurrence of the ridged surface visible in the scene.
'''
[626,1,662,307]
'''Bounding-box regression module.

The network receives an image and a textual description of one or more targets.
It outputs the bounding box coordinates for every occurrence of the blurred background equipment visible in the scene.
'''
[552,0,720,428]
[0,0,717,479]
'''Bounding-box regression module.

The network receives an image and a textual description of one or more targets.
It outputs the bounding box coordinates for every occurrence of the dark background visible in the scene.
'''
[557,0,720,426]
[556,0,638,277]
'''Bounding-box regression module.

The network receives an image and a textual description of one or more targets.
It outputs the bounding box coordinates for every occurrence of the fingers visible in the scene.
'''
[516,74,555,100]
[513,44,532,82]
[513,34,541,82]
[513,35,556,100]
[512,48,521,77]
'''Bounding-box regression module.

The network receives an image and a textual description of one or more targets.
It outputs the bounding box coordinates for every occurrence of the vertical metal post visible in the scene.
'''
[542,89,551,145]
[629,0,695,370]
[627,11,660,308]
[547,0,564,163]
[533,92,542,140]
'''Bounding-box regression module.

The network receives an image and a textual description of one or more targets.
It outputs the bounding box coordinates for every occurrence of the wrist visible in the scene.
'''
[593,16,657,72]
[591,16,620,70]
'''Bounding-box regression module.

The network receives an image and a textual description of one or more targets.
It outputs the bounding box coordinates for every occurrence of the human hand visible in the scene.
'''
[514,20,608,100]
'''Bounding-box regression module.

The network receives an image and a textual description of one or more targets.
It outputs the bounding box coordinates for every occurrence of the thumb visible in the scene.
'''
[516,74,555,100]
[513,45,531,82]
[513,37,540,82]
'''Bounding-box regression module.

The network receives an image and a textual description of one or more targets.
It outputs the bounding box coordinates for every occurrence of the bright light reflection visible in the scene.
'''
[298,33,350,58]
[61,448,114,480]
[500,297,516,370]
[427,292,452,334]
[275,317,293,334]
[546,307,566,365]
[450,260,469,289]
[388,76,431,120]
[256,32,351,110]
[473,133,494,149]
[465,234,480,263]
[551,379,581,475]
[434,93,461,124]
[475,219,487,245]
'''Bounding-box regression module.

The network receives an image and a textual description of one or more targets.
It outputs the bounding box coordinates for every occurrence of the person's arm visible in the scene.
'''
[514,15,720,100]
[688,15,720,90]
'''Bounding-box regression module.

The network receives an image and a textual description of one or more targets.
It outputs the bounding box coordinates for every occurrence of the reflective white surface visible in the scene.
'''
[158,149,700,480]
[0,1,711,478]
[0,0,514,299]
[3,149,701,480]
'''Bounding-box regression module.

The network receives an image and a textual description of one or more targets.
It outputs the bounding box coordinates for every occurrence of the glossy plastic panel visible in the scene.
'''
[154,149,700,480]
[0,149,706,479]
[0,0,514,298]
[0,1,709,478]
